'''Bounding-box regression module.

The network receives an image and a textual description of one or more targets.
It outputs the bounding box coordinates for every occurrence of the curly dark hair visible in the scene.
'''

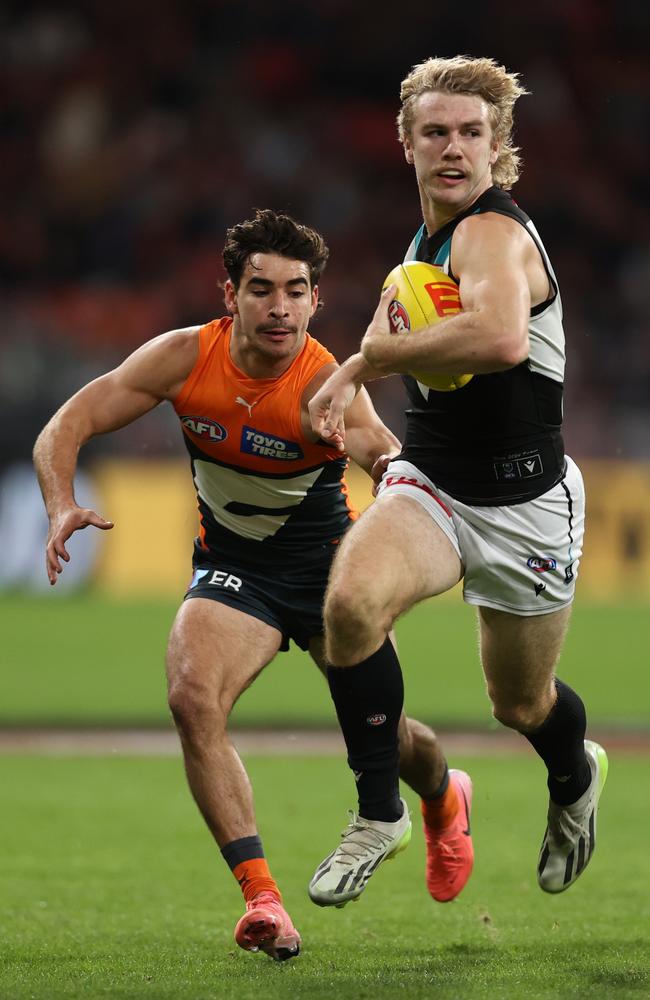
[223,209,330,291]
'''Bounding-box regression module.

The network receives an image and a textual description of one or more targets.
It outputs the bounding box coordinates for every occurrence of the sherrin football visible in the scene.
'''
[383,261,473,391]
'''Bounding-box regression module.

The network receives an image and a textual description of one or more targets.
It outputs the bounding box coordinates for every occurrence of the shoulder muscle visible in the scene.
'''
[115,326,200,401]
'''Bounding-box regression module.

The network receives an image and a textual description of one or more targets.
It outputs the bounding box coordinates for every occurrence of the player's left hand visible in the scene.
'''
[308,379,357,451]
[360,284,401,373]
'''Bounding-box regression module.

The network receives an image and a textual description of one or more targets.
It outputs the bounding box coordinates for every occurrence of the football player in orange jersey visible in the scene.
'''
[34,209,469,961]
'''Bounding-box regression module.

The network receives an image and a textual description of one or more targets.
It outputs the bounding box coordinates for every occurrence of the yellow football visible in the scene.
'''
[383,261,473,391]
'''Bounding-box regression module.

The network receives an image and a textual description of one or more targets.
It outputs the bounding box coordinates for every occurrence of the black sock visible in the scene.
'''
[327,637,403,822]
[525,678,591,806]
[422,766,449,801]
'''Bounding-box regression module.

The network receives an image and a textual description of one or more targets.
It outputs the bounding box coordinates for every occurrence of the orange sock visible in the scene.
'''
[232,858,282,904]
[421,780,460,830]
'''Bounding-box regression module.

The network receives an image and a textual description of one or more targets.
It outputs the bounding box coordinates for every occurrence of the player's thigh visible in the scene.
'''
[478,604,572,706]
[327,494,462,619]
[166,597,283,715]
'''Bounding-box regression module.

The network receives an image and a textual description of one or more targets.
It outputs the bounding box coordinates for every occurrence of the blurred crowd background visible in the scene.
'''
[1,1,649,469]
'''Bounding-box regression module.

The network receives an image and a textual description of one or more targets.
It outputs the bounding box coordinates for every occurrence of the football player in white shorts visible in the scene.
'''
[307,55,607,910]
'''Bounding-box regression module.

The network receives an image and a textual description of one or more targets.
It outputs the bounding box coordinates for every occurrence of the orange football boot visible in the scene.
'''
[234,892,301,961]
[422,769,474,902]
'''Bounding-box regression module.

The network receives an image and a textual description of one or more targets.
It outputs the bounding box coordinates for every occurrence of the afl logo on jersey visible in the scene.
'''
[527,556,557,573]
[388,300,410,333]
[181,415,228,442]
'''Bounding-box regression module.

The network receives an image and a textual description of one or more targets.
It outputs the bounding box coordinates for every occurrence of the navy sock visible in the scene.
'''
[327,637,403,822]
[422,766,449,801]
[221,835,264,870]
[525,678,591,806]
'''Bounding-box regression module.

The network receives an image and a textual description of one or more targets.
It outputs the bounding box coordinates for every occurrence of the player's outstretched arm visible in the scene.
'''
[307,352,386,449]
[34,328,198,584]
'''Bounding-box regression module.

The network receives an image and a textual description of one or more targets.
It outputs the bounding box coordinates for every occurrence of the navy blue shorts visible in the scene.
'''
[183,548,336,652]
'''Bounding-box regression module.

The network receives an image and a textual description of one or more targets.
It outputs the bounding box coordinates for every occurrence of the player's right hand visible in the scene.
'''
[46,506,114,585]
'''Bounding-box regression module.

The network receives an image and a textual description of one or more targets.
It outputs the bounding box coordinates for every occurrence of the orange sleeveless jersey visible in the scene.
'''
[173,317,357,565]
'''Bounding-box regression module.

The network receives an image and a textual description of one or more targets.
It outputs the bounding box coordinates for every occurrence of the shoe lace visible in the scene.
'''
[547,806,590,843]
[334,811,397,867]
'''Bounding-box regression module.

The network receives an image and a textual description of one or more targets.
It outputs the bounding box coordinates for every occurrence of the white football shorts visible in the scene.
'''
[375,457,585,616]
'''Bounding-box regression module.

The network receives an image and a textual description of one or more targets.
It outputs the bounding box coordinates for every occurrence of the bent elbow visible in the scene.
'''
[496,332,528,370]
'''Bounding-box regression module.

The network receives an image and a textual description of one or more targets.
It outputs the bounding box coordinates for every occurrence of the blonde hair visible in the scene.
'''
[397,55,529,189]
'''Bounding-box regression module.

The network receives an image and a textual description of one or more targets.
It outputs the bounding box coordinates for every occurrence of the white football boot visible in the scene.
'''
[537,740,608,893]
[308,799,411,907]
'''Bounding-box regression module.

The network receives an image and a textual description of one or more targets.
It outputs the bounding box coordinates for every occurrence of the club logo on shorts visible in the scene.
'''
[181,415,228,442]
[388,300,410,333]
[366,713,387,726]
[527,556,557,573]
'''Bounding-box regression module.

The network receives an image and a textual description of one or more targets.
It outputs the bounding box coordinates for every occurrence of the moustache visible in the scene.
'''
[256,324,298,334]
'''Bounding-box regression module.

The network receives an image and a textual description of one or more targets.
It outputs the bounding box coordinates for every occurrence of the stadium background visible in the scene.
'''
[1,1,649,726]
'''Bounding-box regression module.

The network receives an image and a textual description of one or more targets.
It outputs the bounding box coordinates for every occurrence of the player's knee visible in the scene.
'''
[490,694,548,732]
[324,578,391,640]
[167,672,227,739]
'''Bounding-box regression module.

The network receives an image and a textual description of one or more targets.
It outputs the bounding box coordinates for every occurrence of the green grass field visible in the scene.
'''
[1,751,648,1000]
[2,593,649,729]
[2,592,649,997]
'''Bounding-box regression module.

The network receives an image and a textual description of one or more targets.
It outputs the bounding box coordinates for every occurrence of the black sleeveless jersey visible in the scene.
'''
[398,186,566,505]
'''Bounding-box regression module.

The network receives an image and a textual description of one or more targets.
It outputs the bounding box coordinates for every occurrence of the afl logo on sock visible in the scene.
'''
[366,713,387,726]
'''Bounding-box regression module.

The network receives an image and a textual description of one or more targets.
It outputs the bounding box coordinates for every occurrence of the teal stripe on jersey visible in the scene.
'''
[433,237,452,267]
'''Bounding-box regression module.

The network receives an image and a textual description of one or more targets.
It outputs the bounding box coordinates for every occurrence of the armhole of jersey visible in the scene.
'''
[447,209,480,283]
[292,339,336,443]
[448,244,459,284]
[447,209,558,312]
[292,374,308,443]
[173,324,211,410]
[527,231,558,316]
